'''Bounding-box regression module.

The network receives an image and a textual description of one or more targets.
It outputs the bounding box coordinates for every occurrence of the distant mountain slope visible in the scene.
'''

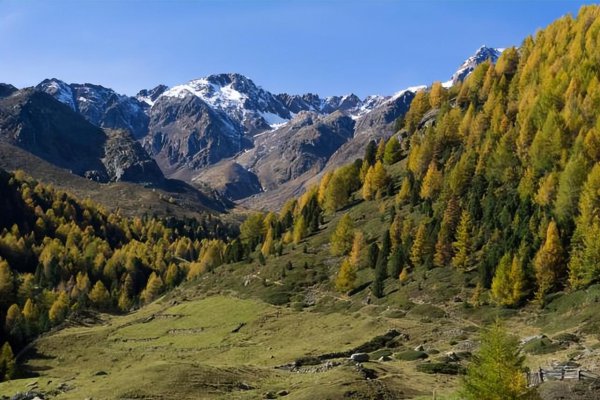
[21,44,506,205]
[0,141,228,215]
[37,79,149,139]
[0,87,164,185]
[0,88,109,180]
[144,90,252,179]
[236,111,355,191]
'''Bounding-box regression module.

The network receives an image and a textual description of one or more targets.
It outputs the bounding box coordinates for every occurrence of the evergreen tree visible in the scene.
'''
[89,281,111,310]
[375,138,386,162]
[330,214,354,256]
[461,322,531,400]
[372,263,385,299]
[420,161,443,200]
[293,215,308,245]
[452,211,473,270]
[410,222,428,268]
[380,230,391,262]
[317,171,333,206]
[164,263,180,288]
[0,258,14,308]
[4,304,24,342]
[261,227,275,257]
[364,140,377,167]
[533,221,564,303]
[362,161,389,200]
[569,164,600,288]
[349,230,366,269]
[491,254,527,307]
[383,136,401,165]
[389,214,403,250]
[554,154,587,223]
[0,342,16,381]
[429,81,446,108]
[49,291,69,326]
[141,272,164,304]
[367,243,379,269]
[22,298,39,337]
[335,258,357,293]
[390,247,405,279]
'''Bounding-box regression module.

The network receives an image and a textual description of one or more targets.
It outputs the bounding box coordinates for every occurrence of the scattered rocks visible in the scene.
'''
[57,383,72,392]
[238,382,254,391]
[453,340,478,352]
[167,328,204,335]
[354,363,378,379]
[93,370,108,376]
[263,391,277,399]
[553,332,581,344]
[276,360,340,373]
[378,355,392,362]
[7,392,46,400]
[414,344,424,351]
[520,334,547,345]
[276,389,289,396]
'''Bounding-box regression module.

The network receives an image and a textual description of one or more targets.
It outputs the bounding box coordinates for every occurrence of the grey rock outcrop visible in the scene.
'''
[37,79,149,139]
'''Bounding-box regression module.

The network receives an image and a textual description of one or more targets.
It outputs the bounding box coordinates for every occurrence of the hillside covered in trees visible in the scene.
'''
[3,5,600,399]
[0,168,237,379]
[239,4,600,309]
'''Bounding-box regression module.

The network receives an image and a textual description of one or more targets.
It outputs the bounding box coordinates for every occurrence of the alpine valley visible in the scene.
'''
[2,4,600,400]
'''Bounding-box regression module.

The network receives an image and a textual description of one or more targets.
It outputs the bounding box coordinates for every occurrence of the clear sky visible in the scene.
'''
[0,0,591,98]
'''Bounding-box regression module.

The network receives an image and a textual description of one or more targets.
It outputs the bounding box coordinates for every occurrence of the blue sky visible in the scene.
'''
[0,0,590,98]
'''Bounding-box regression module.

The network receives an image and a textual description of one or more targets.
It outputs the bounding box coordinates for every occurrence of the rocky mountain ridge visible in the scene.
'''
[15,45,504,205]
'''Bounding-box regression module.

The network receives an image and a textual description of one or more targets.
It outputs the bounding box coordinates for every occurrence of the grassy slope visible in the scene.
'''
[2,164,600,399]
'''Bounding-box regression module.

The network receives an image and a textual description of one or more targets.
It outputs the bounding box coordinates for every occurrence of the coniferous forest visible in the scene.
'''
[2,4,600,399]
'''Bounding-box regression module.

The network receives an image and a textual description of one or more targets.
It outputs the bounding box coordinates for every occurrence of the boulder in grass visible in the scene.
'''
[350,353,370,363]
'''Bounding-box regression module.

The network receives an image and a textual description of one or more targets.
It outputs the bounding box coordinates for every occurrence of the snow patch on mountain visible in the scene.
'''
[161,74,292,131]
[450,46,505,85]
[38,79,76,110]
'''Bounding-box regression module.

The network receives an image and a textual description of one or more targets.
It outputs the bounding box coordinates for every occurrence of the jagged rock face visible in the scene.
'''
[15,45,505,203]
[136,85,169,107]
[0,88,109,180]
[275,93,323,113]
[160,73,291,137]
[354,90,415,136]
[145,93,251,179]
[451,46,504,84]
[102,130,164,184]
[321,94,362,114]
[0,88,165,184]
[37,79,149,139]
[236,111,355,190]
[0,84,18,98]
[274,92,385,116]
[192,161,262,200]
[324,90,415,170]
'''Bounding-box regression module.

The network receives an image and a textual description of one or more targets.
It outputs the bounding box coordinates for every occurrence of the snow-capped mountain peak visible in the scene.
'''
[449,45,505,85]
[136,85,168,107]
[160,73,292,133]
[37,78,76,111]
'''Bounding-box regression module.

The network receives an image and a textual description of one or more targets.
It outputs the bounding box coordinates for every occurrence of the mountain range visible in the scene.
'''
[0,46,504,208]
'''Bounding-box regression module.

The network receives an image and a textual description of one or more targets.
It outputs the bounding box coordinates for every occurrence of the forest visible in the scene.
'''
[2,6,600,393]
